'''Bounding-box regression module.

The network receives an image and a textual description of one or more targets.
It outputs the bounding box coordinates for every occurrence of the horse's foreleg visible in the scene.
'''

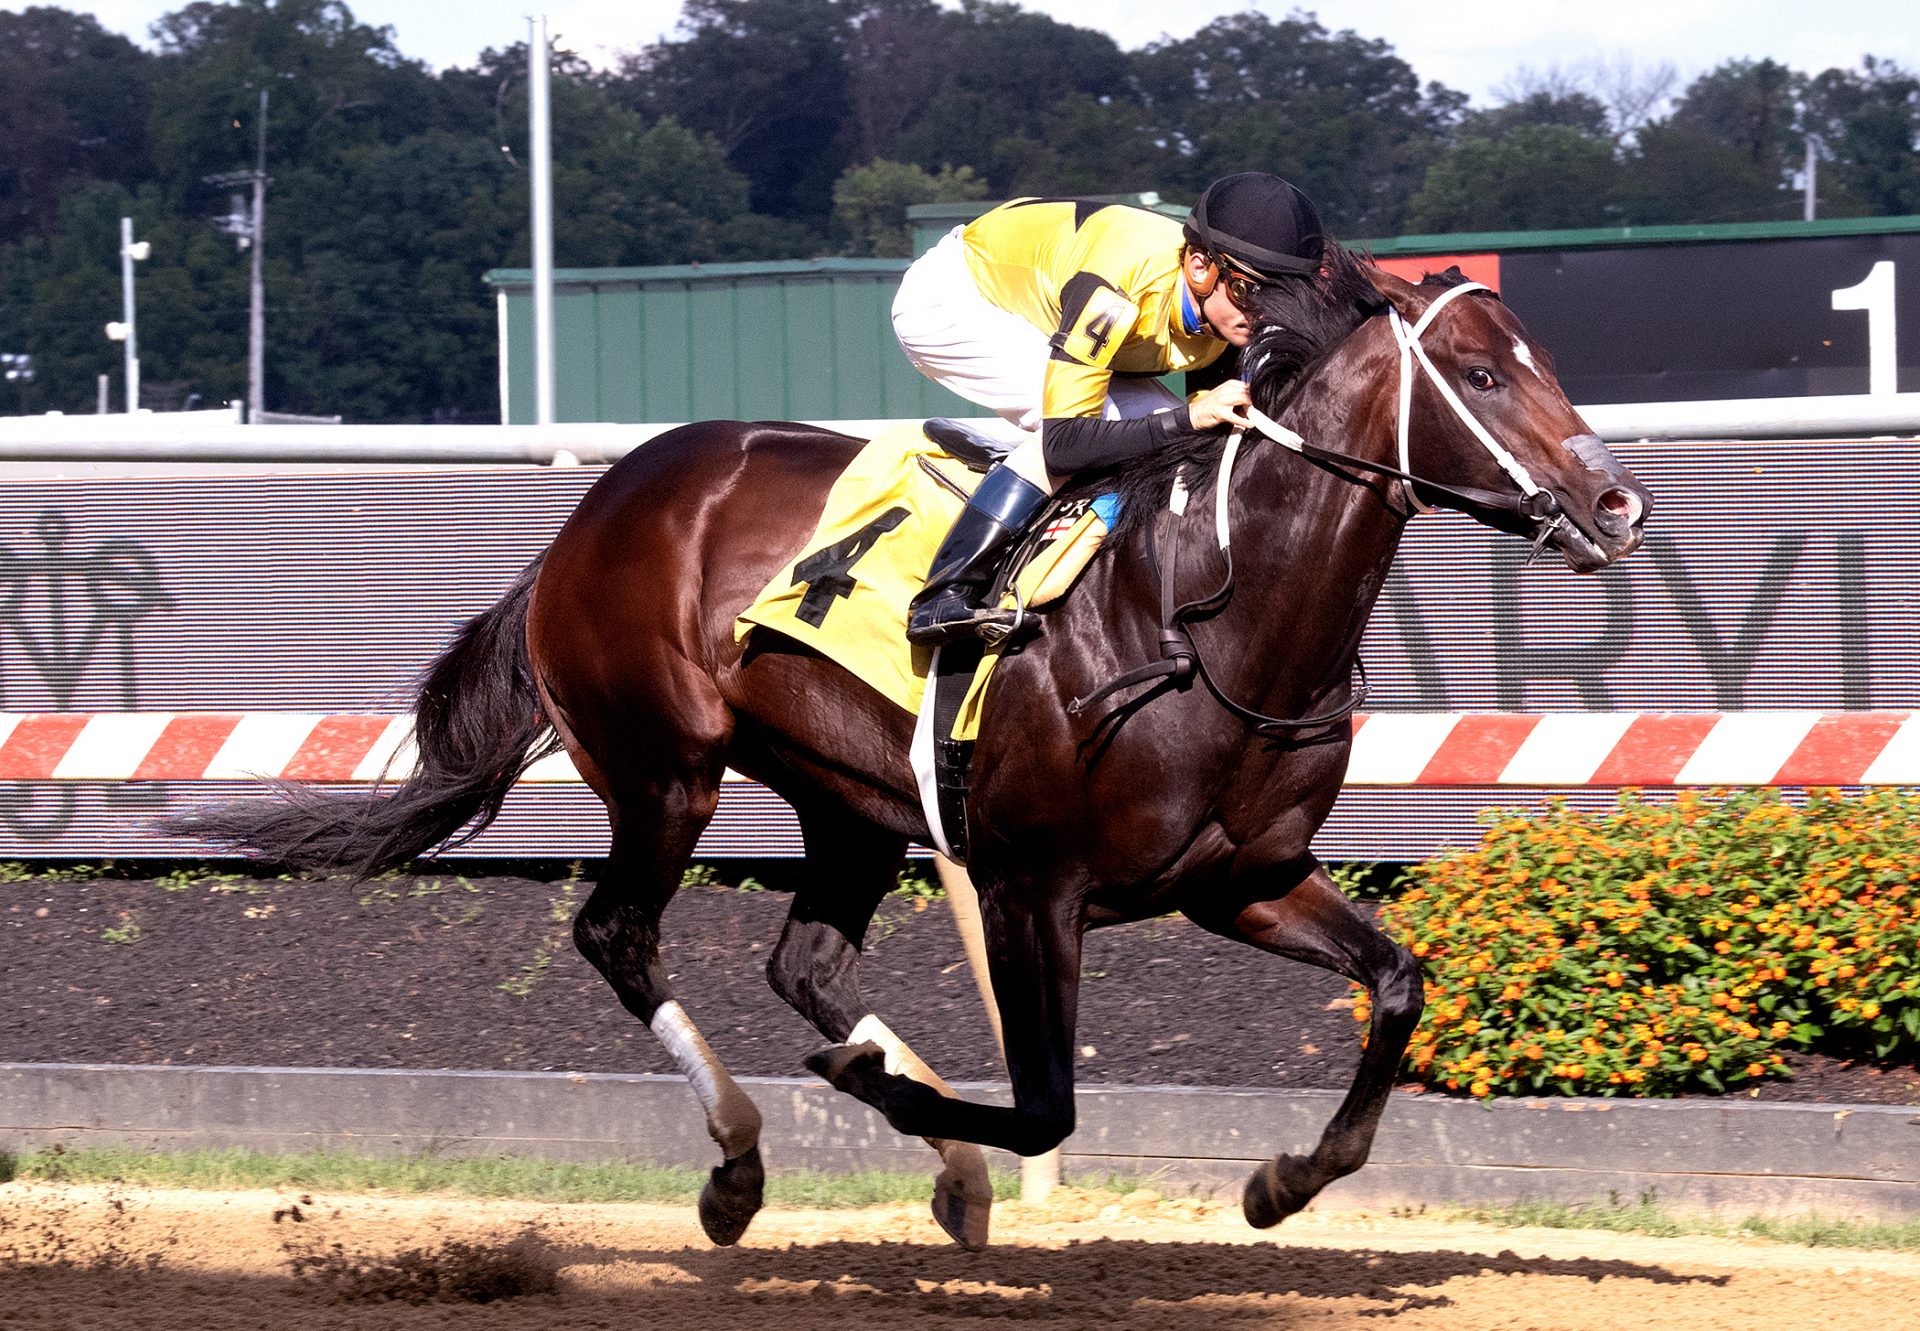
[768,818,993,1249]
[1185,862,1422,1228]
[573,812,765,1246]
[805,882,1082,1160]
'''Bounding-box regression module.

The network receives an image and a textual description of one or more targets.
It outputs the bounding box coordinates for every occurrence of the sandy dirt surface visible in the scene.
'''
[2,1181,1913,1329]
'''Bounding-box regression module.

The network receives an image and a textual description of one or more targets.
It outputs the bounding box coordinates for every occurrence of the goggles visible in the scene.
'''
[1205,255,1278,312]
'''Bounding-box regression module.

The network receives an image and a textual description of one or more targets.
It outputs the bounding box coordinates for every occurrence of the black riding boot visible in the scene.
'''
[907,463,1049,646]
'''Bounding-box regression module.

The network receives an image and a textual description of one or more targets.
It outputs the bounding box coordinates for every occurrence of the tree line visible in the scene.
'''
[2,0,1916,422]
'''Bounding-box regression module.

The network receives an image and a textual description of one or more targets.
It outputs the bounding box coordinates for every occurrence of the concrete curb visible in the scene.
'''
[4,1063,1916,1218]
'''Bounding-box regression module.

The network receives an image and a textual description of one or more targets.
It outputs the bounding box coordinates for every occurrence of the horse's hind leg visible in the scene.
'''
[571,786,766,1246]
[1184,861,1422,1228]
[766,806,994,1249]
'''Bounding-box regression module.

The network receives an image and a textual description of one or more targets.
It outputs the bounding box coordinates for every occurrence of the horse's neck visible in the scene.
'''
[1194,331,1407,706]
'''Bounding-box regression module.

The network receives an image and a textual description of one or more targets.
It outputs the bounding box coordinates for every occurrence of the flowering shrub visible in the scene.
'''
[1356,788,1920,1098]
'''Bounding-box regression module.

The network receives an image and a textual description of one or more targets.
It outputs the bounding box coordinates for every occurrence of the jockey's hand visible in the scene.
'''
[1187,379,1253,432]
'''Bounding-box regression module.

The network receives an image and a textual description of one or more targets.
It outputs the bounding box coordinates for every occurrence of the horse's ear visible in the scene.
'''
[1364,265,1421,316]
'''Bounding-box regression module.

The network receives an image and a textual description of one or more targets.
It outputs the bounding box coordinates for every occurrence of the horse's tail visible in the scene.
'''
[166,554,562,877]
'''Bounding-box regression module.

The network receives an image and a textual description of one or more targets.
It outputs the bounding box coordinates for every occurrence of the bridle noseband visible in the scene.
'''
[1068,282,1571,733]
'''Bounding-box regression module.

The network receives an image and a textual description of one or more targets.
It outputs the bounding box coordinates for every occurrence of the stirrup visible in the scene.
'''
[908,603,1015,647]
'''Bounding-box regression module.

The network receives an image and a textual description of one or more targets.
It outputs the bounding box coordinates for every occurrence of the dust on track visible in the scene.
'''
[2,1181,1914,1329]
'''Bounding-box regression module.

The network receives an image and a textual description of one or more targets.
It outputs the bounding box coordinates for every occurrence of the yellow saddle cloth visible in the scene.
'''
[735,423,1109,734]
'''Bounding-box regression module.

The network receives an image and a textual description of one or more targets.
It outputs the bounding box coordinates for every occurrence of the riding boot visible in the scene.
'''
[907,463,1049,646]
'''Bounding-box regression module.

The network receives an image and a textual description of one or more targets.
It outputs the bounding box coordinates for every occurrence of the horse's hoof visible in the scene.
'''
[803,1040,887,1095]
[698,1146,765,1246]
[1243,1154,1317,1230]
[931,1142,993,1250]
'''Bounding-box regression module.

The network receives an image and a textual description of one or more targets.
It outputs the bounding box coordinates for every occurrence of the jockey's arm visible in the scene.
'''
[1041,282,1190,474]
[1037,361,1249,476]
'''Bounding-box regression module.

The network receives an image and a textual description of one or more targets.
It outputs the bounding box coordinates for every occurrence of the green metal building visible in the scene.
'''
[483,257,975,425]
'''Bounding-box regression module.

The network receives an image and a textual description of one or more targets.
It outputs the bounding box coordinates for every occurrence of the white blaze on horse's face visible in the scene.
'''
[1511,339,1541,376]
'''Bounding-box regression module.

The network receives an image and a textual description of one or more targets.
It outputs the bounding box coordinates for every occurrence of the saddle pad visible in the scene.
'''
[736,423,977,713]
[951,505,1111,743]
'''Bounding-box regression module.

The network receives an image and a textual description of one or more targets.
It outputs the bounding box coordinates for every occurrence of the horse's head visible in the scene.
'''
[1360,267,1650,573]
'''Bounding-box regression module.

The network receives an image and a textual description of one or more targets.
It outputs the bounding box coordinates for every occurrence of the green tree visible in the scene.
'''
[1131,12,1462,235]
[1468,91,1613,141]
[266,130,517,421]
[1804,57,1920,217]
[831,158,986,256]
[619,0,853,224]
[989,94,1177,198]
[1408,125,1622,232]
[147,0,438,196]
[1667,58,1804,180]
[0,8,155,236]
[889,1,1132,194]
[1617,123,1794,224]
[841,0,955,164]
[0,179,251,415]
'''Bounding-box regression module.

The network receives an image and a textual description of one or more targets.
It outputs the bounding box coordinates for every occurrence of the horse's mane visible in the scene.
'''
[1090,238,1389,544]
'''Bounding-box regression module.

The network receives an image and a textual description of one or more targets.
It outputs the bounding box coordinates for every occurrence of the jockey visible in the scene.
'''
[891,172,1328,645]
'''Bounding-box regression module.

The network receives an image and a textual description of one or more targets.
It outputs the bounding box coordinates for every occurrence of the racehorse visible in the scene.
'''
[174,259,1650,1251]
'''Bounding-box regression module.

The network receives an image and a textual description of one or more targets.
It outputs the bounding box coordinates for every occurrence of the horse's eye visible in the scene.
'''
[1465,367,1497,391]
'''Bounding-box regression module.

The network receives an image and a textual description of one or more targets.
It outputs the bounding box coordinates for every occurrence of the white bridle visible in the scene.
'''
[1385,280,1543,513]
[1207,279,1549,545]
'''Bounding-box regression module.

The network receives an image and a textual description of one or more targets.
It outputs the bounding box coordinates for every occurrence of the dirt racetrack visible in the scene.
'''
[3,1181,1914,1330]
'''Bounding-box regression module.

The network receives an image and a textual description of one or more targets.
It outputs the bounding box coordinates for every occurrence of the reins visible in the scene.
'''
[1069,283,1566,733]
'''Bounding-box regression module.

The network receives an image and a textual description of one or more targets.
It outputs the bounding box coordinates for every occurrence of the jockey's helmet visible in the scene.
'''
[1184,173,1325,283]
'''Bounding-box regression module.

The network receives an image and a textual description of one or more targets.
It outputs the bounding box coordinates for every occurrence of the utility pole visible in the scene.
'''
[530,15,556,424]
[248,88,267,421]
[208,88,269,420]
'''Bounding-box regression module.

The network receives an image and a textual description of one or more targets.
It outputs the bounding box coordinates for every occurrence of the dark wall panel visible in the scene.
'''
[1500,234,1920,403]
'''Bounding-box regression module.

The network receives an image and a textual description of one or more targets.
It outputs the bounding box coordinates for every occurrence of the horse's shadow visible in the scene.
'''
[557,1234,1728,1318]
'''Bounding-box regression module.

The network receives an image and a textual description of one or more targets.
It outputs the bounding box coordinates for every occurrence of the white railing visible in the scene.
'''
[1,394,1918,466]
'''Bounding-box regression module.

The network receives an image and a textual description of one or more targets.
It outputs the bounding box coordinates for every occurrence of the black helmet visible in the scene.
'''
[1184,173,1325,281]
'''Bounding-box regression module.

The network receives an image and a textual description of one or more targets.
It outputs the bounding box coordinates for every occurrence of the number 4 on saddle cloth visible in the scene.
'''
[734,420,1119,859]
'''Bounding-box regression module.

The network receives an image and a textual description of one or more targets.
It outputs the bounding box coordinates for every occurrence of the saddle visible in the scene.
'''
[734,419,1119,861]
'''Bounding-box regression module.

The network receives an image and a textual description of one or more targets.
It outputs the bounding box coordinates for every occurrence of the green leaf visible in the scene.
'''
[1697,1067,1725,1092]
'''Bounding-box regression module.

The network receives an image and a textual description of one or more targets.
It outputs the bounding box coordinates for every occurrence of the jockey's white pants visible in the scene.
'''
[892,225,1181,493]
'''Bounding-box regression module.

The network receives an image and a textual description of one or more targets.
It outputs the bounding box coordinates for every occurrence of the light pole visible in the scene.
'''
[104,216,150,413]
[530,14,555,425]
[1803,133,1821,222]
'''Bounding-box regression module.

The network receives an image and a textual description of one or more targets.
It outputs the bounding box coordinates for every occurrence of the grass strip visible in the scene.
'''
[1446,1196,1920,1250]
[0,1144,1024,1207]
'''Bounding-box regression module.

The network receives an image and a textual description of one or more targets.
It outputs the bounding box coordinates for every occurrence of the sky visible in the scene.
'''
[66,0,1920,109]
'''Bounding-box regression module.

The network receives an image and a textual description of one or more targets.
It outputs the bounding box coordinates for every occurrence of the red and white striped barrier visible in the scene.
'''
[0,711,1916,787]
[1345,711,1919,786]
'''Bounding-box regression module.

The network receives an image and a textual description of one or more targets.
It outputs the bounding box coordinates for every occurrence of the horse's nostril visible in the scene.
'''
[1598,486,1644,528]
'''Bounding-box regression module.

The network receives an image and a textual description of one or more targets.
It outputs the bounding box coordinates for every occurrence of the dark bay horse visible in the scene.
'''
[176,261,1650,1251]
